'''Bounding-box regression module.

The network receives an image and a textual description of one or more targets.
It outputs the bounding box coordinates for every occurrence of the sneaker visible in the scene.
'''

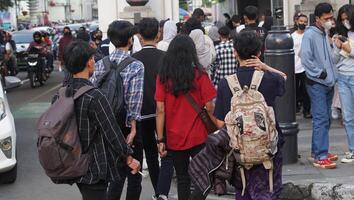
[152,195,157,200]
[332,108,339,119]
[157,195,168,200]
[328,153,338,161]
[341,152,354,163]
[313,159,337,169]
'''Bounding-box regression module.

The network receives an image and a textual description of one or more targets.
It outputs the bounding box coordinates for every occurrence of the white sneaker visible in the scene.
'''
[341,152,354,163]
[152,195,157,200]
[157,195,168,200]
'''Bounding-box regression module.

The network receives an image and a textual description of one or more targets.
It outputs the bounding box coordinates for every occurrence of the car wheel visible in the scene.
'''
[0,164,17,184]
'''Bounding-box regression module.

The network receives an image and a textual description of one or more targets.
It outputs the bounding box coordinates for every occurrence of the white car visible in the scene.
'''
[0,80,17,183]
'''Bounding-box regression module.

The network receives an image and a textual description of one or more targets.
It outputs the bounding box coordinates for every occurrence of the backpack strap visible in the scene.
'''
[225,74,242,95]
[73,86,95,100]
[250,70,264,91]
[103,56,136,73]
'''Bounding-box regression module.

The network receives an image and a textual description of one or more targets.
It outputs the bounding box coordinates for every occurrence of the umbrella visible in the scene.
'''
[179,8,190,17]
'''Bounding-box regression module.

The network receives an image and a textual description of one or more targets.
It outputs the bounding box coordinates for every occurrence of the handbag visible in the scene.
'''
[184,93,218,134]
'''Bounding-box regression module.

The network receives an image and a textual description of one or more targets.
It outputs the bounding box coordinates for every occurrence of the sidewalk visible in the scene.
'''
[280,116,354,200]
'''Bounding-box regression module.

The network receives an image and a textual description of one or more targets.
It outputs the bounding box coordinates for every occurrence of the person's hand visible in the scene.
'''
[244,56,267,70]
[335,38,343,49]
[126,156,141,174]
[126,130,136,147]
[342,41,351,53]
[158,142,167,158]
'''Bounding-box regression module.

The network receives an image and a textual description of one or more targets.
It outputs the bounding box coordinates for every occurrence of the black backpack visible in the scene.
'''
[0,43,6,62]
[96,56,135,126]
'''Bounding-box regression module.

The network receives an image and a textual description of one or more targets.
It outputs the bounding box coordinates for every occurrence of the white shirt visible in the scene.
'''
[236,24,245,33]
[292,31,305,74]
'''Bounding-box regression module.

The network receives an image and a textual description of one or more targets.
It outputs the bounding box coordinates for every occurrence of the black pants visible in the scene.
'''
[77,182,107,200]
[170,144,205,200]
[107,129,143,200]
[157,150,174,197]
[139,119,160,194]
[296,72,311,114]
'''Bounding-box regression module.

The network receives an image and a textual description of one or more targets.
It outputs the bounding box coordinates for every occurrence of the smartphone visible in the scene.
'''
[338,35,348,42]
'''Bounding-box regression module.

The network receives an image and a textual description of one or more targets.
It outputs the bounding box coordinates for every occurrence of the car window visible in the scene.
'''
[12,33,33,44]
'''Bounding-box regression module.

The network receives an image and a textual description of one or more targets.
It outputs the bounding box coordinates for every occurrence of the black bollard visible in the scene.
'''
[264,0,299,164]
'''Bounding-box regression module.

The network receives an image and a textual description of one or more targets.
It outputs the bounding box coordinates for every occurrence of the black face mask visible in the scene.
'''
[298,24,306,30]
[64,32,71,36]
[96,35,102,40]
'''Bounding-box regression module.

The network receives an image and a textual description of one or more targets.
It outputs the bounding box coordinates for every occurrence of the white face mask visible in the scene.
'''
[321,20,333,32]
[343,20,351,30]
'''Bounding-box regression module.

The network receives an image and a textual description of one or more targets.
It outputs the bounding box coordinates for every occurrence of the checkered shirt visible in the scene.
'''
[210,40,238,86]
[90,49,144,126]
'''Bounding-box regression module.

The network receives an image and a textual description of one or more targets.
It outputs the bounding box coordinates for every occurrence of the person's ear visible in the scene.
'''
[155,31,161,42]
[257,51,261,58]
[233,49,240,60]
[87,57,95,75]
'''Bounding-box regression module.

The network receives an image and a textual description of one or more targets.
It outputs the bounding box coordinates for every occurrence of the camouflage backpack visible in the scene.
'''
[224,71,278,196]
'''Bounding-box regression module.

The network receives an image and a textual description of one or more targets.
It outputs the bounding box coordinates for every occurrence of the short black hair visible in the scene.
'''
[244,6,259,20]
[314,3,333,17]
[63,40,96,74]
[138,18,159,40]
[218,26,230,37]
[233,31,262,60]
[231,14,242,23]
[181,17,204,34]
[192,8,205,18]
[108,20,134,48]
[76,30,90,42]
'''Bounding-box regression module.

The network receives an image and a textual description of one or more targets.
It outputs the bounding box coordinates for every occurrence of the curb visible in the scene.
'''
[279,182,354,200]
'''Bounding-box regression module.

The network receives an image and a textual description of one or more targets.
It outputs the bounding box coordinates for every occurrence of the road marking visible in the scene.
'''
[26,83,61,103]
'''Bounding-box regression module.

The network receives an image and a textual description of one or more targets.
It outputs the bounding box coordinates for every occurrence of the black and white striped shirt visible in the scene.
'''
[53,78,132,184]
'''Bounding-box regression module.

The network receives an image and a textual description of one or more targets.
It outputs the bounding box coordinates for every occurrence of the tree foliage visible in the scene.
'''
[0,0,14,11]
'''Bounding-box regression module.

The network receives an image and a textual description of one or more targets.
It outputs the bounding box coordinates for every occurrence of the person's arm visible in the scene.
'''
[156,101,167,157]
[300,34,324,79]
[89,59,106,84]
[245,56,287,80]
[123,61,144,145]
[92,92,140,173]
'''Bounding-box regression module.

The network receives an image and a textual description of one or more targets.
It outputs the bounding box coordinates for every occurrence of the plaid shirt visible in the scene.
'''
[210,40,238,86]
[90,49,144,126]
[53,78,132,184]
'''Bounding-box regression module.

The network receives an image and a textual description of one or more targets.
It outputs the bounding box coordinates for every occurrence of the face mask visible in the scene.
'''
[34,37,41,42]
[298,23,306,30]
[64,32,71,36]
[321,20,333,32]
[96,35,102,40]
[343,20,351,30]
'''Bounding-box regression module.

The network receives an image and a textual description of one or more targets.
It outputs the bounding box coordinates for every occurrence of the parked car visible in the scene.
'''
[0,79,17,183]
[12,30,34,70]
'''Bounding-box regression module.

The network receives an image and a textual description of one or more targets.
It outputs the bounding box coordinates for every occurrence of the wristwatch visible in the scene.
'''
[156,138,165,144]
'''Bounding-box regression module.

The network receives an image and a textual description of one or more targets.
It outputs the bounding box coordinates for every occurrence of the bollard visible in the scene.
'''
[264,26,299,164]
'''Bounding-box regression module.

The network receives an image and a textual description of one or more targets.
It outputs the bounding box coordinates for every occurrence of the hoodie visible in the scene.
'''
[301,26,336,87]
[332,31,354,76]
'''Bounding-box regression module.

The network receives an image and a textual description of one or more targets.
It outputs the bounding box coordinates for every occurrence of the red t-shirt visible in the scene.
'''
[155,71,217,150]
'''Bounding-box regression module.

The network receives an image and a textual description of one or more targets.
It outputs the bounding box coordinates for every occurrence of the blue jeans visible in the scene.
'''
[337,73,354,152]
[306,82,334,160]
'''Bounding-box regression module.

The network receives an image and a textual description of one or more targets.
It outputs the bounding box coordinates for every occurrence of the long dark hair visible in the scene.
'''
[336,4,354,37]
[159,35,203,96]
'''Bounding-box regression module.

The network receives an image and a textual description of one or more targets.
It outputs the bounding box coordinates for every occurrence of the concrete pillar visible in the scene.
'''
[98,0,119,35]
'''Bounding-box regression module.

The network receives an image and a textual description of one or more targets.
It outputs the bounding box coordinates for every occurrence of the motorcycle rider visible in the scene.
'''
[27,31,49,72]
[41,31,54,71]
[4,32,17,75]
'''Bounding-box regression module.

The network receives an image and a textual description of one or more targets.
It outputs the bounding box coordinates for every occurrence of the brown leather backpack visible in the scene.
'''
[37,85,94,183]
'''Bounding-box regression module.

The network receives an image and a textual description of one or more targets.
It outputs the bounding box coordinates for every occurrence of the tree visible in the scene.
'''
[0,0,14,11]
[179,0,188,10]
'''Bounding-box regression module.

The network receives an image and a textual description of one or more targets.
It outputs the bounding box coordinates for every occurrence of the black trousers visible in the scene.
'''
[107,128,143,200]
[296,72,311,114]
[139,118,160,194]
[77,182,107,200]
[170,144,205,200]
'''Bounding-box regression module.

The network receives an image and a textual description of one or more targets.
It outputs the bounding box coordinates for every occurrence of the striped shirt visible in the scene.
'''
[53,78,133,184]
[90,49,144,126]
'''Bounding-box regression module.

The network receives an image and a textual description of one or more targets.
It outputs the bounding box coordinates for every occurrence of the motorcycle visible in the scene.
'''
[26,47,47,88]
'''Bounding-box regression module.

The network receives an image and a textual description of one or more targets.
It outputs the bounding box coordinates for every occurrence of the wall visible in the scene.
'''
[98,0,179,35]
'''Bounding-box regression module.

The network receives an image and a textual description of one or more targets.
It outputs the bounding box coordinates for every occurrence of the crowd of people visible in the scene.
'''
[36,2,354,200]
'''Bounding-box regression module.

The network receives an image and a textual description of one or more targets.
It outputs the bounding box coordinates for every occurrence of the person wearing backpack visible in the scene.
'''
[41,40,140,200]
[213,31,285,200]
[155,35,217,200]
[90,20,145,200]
